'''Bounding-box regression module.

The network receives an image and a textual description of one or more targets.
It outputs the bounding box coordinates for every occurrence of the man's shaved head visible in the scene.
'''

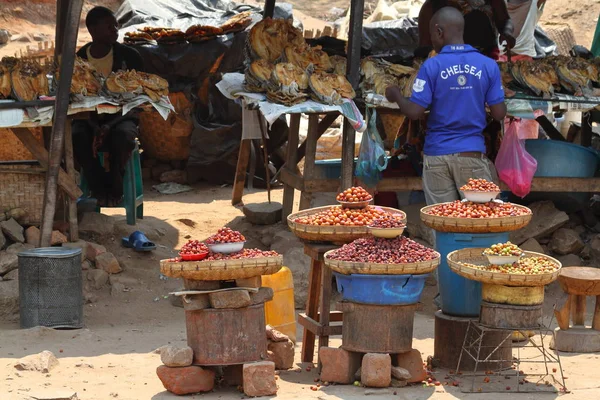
[429,6,465,52]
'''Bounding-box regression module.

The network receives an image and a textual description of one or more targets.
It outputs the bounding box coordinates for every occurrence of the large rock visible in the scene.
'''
[320,347,362,384]
[0,279,19,317]
[361,353,391,388]
[0,29,9,45]
[14,351,59,373]
[520,238,545,254]
[243,361,277,397]
[267,339,294,370]
[557,254,582,268]
[209,290,251,309]
[6,242,34,255]
[6,207,27,224]
[549,228,584,255]
[95,252,122,274]
[270,231,308,309]
[0,251,18,276]
[243,202,283,225]
[250,287,274,305]
[79,213,114,236]
[25,226,40,246]
[87,269,109,290]
[160,345,194,367]
[0,230,5,249]
[51,231,68,246]
[510,201,569,245]
[62,240,87,262]
[391,366,412,381]
[156,365,215,395]
[392,349,427,383]
[1,218,24,243]
[86,242,106,262]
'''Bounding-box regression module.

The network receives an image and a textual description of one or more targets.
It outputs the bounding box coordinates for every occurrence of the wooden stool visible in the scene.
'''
[297,243,343,366]
[553,267,600,352]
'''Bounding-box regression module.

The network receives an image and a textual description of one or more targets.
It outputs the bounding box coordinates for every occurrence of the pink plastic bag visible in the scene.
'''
[495,119,538,198]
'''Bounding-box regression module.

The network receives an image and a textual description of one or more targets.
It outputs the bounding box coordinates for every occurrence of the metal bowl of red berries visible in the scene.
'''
[205,227,246,254]
[336,186,373,209]
[460,178,501,203]
[179,240,209,261]
[367,214,406,239]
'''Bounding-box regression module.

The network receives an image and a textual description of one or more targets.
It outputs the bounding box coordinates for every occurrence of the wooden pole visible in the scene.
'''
[263,0,276,18]
[340,0,364,190]
[39,0,84,247]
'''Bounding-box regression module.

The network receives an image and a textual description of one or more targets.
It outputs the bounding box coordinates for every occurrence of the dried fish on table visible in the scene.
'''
[266,62,309,106]
[283,44,333,72]
[309,71,355,105]
[220,11,254,34]
[511,60,557,98]
[124,31,154,44]
[185,25,223,43]
[0,57,17,99]
[105,70,169,102]
[372,73,400,96]
[11,59,48,101]
[247,17,304,63]
[244,59,275,93]
[56,57,102,97]
[330,55,347,76]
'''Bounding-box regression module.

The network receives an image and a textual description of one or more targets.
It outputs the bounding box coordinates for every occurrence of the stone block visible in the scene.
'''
[79,212,114,236]
[243,361,277,397]
[361,353,391,388]
[391,366,412,381]
[160,345,194,367]
[510,201,569,245]
[95,252,122,274]
[392,349,427,383]
[235,276,262,288]
[520,238,545,254]
[62,240,87,262]
[549,228,584,255]
[551,327,600,352]
[209,290,251,309]
[267,339,294,370]
[320,347,362,384]
[250,287,274,305]
[243,202,283,225]
[183,279,220,290]
[86,242,106,262]
[1,218,24,243]
[156,365,215,395]
[51,230,68,246]
[25,226,40,246]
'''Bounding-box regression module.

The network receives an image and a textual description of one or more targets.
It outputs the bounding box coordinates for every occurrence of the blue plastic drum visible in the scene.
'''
[334,272,428,305]
[436,231,509,317]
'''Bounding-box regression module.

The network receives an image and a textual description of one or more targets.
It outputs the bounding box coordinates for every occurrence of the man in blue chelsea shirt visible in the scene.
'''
[386,6,507,205]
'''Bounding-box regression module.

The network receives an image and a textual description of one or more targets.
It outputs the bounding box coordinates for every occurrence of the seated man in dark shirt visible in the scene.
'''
[73,6,144,207]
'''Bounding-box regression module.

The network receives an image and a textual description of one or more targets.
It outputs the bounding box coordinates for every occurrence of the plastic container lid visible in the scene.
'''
[18,247,82,259]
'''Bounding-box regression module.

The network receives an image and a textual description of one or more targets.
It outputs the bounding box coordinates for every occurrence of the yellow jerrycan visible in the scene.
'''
[262,267,296,343]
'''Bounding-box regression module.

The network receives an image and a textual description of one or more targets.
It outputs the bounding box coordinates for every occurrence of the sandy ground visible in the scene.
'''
[0,184,599,399]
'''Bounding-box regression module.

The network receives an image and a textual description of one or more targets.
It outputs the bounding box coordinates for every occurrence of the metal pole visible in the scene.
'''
[340,0,364,190]
[263,0,276,18]
[39,0,84,247]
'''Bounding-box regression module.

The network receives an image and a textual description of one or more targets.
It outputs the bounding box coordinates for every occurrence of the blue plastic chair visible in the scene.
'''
[79,144,144,226]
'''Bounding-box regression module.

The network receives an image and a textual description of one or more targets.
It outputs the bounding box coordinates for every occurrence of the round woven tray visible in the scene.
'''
[160,255,283,280]
[420,203,532,233]
[446,248,561,287]
[288,206,407,243]
[324,250,440,275]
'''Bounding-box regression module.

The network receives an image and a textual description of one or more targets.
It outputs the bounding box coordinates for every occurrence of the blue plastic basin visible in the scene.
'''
[334,272,428,305]
[436,232,509,317]
[525,139,599,178]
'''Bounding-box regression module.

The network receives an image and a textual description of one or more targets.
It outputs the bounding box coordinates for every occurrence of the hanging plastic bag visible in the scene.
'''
[495,118,538,198]
[355,109,388,188]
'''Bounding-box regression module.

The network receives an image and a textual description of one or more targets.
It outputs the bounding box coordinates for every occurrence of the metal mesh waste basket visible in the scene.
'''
[18,247,83,329]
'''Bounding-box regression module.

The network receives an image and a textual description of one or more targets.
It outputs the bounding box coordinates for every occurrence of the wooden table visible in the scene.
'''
[297,243,343,367]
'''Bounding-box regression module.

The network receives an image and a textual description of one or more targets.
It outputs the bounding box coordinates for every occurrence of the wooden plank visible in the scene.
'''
[573,294,586,326]
[280,168,305,191]
[318,264,334,352]
[554,295,572,331]
[297,314,343,336]
[282,114,301,222]
[536,115,566,141]
[594,295,600,331]
[63,122,78,242]
[40,0,84,247]
[11,128,82,199]
[263,0,276,18]
[231,139,251,206]
[299,115,319,210]
[295,113,339,164]
[301,259,323,363]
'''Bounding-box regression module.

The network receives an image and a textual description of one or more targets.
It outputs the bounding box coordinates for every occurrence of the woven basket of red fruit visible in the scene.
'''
[288,205,407,244]
[420,201,532,233]
[336,186,374,209]
[446,248,561,286]
[160,250,283,280]
[323,236,440,275]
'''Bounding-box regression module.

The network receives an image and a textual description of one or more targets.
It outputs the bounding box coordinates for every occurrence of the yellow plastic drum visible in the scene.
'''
[262,267,297,343]
[481,283,545,306]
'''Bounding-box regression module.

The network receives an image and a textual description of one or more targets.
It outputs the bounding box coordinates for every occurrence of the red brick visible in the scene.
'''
[267,339,294,370]
[243,361,277,397]
[156,365,215,395]
[393,349,427,383]
[319,347,362,384]
[361,353,391,388]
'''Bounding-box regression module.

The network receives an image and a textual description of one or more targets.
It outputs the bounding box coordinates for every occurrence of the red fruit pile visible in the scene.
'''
[204,248,279,261]
[294,206,388,226]
[327,236,438,264]
[180,240,208,255]
[206,227,246,244]
[369,214,406,229]
[460,178,500,192]
[336,186,373,203]
[426,201,530,218]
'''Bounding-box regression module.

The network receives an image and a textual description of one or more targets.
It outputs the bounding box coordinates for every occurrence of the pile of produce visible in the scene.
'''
[4,58,49,101]
[185,25,223,43]
[500,55,600,97]
[425,201,530,218]
[360,57,415,97]
[459,257,559,275]
[483,242,523,257]
[244,17,355,106]
[369,214,406,229]
[105,70,169,102]
[179,240,209,256]
[293,205,389,226]
[336,186,373,203]
[205,227,246,244]
[204,248,279,261]
[327,236,438,264]
[460,178,500,192]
